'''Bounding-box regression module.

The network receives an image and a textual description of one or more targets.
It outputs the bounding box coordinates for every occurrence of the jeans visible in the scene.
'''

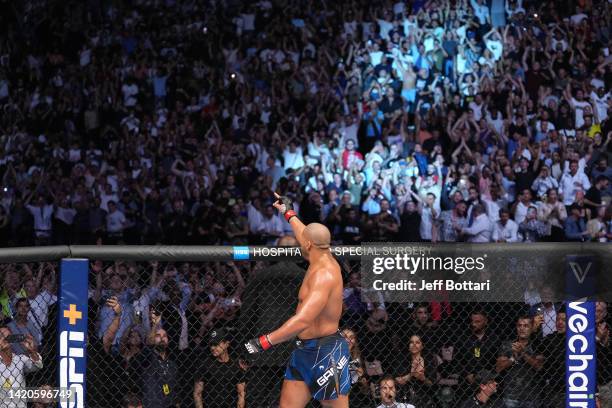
[444,59,454,82]
[503,398,537,408]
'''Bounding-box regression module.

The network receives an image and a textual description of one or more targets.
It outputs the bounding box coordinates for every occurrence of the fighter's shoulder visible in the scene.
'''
[307,262,341,282]
[313,258,341,273]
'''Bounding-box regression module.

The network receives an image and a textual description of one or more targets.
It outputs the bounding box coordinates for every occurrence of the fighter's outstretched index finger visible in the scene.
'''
[273,192,281,199]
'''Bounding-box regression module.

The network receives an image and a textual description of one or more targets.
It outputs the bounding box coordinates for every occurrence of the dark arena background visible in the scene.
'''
[0,0,611,407]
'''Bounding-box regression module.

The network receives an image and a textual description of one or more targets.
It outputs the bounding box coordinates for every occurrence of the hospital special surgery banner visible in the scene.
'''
[58,259,88,408]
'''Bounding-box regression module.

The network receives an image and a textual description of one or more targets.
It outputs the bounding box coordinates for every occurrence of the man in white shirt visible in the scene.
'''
[263,157,286,191]
[106,201,127,243]
[121,79,139,107]
[247,199,264,233]
[461,204,492,243]
[282,142,305,171]
[531,166,558,199]
[492,209,519,242]
[99,183,119,212]
[590,87,610,122]
[376,376,415,408]
[23,278,56,330]
[513,189,535,224]
[0,327,42,408]
[559,160,591,206]
[338,115,359,148]
[565,87,592,129]
[25,196,53,244]
[257,205,284,245]
[470,0,491,25]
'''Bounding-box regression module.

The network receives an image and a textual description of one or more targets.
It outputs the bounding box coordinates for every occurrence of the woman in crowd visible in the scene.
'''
[342,328,373,408]
[395,334,438,407]
[538,188,567,242]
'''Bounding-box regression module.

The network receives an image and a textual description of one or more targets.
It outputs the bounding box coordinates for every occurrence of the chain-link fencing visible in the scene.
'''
[85,257,610,408]
[0,250,609,408]
[0,262,59,408]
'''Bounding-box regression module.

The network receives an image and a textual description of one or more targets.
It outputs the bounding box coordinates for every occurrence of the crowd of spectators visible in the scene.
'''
[0,0,611,407]
[0,0,610,247]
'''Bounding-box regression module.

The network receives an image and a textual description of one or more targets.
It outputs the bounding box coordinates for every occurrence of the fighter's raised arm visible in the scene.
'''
[272,192,307,247]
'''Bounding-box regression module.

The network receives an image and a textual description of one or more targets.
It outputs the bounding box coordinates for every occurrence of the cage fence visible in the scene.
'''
[0,262,59,408]
[0,246,608,408]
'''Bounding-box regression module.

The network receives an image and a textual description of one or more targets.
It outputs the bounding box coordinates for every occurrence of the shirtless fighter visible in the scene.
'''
[244,192,350,407]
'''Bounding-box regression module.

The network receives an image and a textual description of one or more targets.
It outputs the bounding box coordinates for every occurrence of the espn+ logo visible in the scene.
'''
[59,330,85,408]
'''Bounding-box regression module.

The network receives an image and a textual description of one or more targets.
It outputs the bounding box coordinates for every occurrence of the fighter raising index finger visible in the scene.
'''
[244,192,350,408]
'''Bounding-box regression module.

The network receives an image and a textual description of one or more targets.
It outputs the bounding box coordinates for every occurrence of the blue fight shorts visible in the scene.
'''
[284,331,351,401]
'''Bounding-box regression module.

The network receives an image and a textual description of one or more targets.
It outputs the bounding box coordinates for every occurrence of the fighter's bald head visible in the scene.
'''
[303,223,331,249]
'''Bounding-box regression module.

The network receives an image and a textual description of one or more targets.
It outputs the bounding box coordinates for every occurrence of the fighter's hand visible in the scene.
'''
[273,192,294,217]
[244,335,272,354]
[244,337,264,354]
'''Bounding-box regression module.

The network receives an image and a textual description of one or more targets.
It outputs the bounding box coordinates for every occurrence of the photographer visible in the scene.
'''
[0,327,42,408]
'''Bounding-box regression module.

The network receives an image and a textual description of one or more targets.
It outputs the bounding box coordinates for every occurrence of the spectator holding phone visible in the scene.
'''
[94,262,136,346]
[0,327,42,408]
[88,296,126,408]
[7,299,41,355]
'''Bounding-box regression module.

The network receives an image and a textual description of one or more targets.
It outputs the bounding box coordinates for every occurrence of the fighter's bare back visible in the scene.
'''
[295,255,343,340]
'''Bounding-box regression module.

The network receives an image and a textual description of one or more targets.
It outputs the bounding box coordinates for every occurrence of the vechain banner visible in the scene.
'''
[58,259,88,408]
[566,301,596,408]
[565,255,597,408]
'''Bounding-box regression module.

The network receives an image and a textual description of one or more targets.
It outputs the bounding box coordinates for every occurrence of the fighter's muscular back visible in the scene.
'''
[295,254,343,340]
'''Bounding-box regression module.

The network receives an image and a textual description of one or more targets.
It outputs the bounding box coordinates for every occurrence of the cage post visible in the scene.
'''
[58,259,89,408]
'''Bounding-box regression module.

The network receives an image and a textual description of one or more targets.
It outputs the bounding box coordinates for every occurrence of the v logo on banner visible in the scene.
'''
[568,261,592,284]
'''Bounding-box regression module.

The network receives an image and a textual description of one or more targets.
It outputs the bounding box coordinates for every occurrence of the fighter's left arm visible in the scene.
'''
[244,270,333,353]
